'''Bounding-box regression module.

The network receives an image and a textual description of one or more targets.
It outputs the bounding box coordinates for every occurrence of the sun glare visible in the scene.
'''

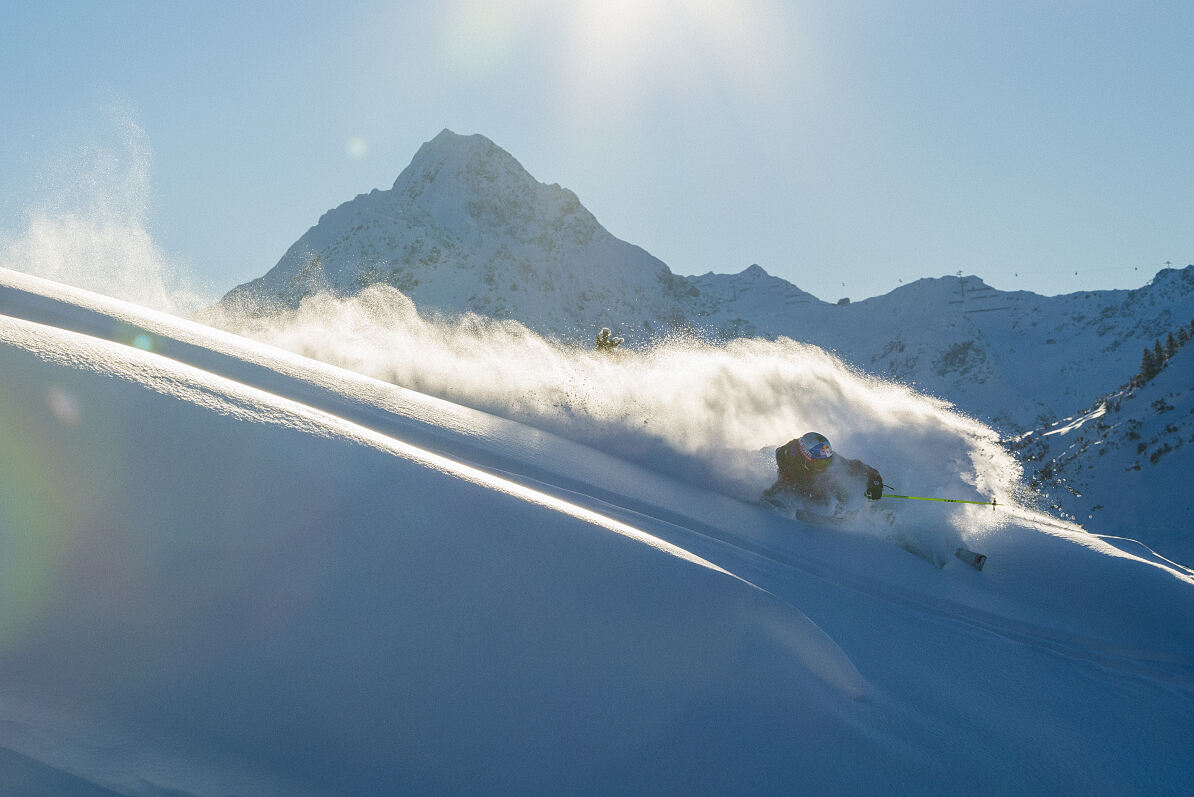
[434,0,796,117]
[558,0,795,122]
[440,0,546,77]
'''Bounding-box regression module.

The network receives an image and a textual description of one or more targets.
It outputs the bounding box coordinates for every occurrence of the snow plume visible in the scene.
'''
[0,109,206,316]
[207,284,1026,543]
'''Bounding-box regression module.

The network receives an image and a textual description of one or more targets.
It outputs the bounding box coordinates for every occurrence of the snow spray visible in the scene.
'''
[204,285,1026,550]
[4,115,1027,555]
[0,109,207,316]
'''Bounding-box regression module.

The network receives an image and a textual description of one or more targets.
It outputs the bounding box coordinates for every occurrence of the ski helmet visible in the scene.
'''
[796,432,834,472]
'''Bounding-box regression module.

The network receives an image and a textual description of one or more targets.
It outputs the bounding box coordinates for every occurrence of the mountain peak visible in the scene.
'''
[1147,263,1194,296]
[222,129,682,338]
[418,128,503,161]
[395,129,528,192]
[741,263,769,279]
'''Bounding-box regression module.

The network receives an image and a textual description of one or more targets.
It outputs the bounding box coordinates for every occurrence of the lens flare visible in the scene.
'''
[0,389,73,649]
[346,136,369,160]
[554,0,799,129]
[46,386,83,425]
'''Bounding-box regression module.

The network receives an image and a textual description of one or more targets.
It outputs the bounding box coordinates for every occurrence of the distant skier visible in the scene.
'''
[595,327,624,353]
[762,432,884,515]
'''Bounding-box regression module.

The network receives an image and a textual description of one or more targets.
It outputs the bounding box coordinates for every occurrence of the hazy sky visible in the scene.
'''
[3,0,1192,302]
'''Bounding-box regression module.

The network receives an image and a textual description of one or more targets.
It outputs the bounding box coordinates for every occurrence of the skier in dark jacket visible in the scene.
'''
[762,432,884,511]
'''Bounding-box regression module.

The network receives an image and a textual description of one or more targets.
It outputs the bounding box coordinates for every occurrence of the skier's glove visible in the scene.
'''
[865,470,884,501]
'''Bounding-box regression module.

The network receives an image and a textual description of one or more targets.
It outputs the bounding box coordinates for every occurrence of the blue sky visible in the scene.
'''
[2,0,1191,302]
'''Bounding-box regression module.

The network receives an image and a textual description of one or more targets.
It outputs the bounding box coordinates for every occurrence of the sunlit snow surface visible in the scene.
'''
[1,268,1192,796]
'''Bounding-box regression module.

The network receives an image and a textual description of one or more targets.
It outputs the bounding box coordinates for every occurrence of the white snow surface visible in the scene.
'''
[2,267,1193,796]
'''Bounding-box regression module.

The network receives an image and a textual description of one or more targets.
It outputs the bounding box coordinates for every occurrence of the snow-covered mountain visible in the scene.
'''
[3,266,1193,795]
[219,129,697,337]
[692,265,1194,428]
[1010,330,1194,562]
[220,130,1193,432]
[214,131,1194,557]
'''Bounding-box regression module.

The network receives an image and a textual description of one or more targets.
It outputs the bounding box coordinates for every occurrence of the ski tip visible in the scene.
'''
[954,547,987,571]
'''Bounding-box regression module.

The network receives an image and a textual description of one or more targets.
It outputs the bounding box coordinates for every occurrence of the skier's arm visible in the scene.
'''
[864,468,883,500]
[841,456,884,500]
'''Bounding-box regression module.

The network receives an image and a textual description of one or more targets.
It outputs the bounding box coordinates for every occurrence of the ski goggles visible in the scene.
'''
[802,441,833,460]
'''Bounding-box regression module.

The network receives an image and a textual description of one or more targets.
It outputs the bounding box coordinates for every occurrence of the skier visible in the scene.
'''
[762,432,884,514]
[595,327,623,353]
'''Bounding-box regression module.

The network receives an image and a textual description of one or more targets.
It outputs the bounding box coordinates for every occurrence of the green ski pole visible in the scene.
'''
[882,491,998,509]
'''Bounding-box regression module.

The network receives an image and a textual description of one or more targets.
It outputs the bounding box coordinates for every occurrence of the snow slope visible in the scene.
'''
[2,268,1193,796]
[1012,340,1194,564]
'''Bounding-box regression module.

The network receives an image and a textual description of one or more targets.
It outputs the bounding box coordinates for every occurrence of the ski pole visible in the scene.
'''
[882,490,998,509]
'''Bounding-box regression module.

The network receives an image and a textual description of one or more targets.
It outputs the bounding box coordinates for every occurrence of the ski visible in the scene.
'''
[763,488,989,571]
[954,547,987,570]
[888,533,947,568]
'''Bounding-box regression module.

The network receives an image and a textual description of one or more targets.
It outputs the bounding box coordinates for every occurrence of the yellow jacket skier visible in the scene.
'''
[763,432,884,510]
